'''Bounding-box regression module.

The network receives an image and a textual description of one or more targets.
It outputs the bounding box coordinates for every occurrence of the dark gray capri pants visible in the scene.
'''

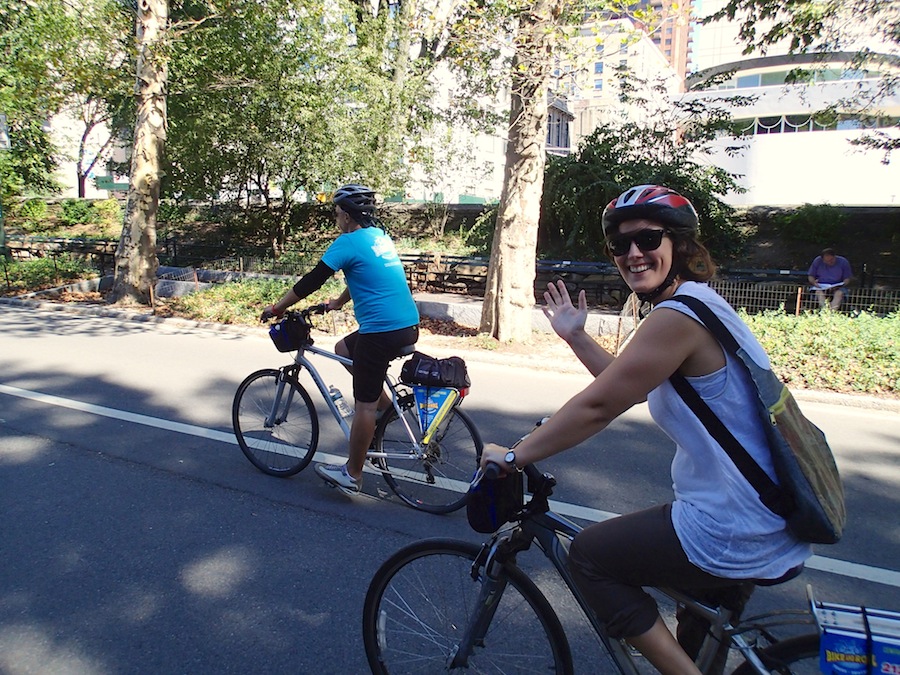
[567,503,749,640]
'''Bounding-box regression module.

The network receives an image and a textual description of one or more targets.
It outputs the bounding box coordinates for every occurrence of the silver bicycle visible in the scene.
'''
[232,305,482,514]
[363,423,821,673]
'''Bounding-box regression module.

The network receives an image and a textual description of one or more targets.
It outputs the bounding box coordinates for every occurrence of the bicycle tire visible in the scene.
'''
[232,368,319,476]
[730,632,820,675]
[362,538,574,674]
[375,397,482,514]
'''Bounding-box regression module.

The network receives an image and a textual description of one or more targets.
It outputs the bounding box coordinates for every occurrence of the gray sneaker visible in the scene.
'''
[315,463,361,494]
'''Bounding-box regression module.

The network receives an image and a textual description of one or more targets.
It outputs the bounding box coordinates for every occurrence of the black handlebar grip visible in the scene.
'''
[483,462,502,481]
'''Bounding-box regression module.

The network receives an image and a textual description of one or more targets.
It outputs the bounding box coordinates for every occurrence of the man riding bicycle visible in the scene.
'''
[260,184,419,494]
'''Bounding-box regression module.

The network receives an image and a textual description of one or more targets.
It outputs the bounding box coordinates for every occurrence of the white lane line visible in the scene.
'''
[0,382,347,465]
[1,382,237,443]
[3,382,899,589]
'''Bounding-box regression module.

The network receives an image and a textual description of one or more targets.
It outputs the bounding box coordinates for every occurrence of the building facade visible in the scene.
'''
[686,0,900,206]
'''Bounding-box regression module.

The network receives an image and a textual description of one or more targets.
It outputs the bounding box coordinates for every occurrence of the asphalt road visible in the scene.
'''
[1,302,898,674]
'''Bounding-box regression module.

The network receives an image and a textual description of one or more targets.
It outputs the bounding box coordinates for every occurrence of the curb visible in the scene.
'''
[2,294,897,414]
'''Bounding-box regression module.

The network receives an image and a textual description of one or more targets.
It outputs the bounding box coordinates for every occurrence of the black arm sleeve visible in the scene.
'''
[292,260,336,299]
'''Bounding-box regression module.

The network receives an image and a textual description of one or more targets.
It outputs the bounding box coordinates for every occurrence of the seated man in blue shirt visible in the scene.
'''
[261,185,419,495]
[807,248,852,310]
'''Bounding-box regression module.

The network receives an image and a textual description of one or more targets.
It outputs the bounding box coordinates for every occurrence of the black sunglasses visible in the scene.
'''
[607,228,668,257]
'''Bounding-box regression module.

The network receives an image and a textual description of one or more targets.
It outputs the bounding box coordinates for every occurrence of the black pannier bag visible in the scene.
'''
[400,351,471,389]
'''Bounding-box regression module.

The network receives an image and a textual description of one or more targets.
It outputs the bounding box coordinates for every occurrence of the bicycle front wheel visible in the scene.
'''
[731,633,820,675]
[375,399,482,514]
[232,369,319,476]
[362,538,573,674]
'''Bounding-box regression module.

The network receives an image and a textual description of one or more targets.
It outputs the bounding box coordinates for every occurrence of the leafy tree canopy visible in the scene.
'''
[540,72,753,260]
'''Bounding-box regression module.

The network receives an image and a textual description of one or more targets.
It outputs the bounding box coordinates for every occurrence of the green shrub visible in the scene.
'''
[1,254,97,295]
[93,199,121,225]
[60,198,100,226]
[14,199,51,233]
[773,204,844,244]
[459,206,496,255]
[740,309,899,396]
[157,201,199,226]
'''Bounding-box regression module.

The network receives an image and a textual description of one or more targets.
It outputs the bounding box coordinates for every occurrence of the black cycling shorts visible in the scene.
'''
[343,325,419,403]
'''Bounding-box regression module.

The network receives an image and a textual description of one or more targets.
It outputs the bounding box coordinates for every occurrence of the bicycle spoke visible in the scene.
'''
[233,370,318,476]
[376,403,482,514]
[363,540,571,674]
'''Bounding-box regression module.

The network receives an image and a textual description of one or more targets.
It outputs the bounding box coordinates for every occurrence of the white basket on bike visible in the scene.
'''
[812,586,900,673]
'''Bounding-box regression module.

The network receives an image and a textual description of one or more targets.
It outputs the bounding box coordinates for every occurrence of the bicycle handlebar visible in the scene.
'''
[482,462,502,481]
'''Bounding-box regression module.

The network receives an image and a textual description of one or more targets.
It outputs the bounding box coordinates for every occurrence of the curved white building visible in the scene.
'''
[683,52,900,206]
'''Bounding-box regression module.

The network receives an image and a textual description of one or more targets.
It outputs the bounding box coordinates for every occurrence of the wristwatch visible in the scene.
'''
[504,450,523,472]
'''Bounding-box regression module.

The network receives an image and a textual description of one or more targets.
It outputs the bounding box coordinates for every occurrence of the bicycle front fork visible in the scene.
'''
[265,369,297,427]
[447,550,510,668]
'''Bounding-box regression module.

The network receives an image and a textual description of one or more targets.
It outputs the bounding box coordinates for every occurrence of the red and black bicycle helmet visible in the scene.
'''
[601,185,698,237]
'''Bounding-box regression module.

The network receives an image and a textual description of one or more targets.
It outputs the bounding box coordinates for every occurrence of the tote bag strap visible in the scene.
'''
[668,295,788,517]
[669,294,740,355]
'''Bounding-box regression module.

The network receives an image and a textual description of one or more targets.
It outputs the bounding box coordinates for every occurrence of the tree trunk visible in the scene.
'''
[110,0,167,305]
[479,0,560,342]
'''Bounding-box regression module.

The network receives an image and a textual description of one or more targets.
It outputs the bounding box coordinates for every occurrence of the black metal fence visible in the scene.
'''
[6,236,899,316]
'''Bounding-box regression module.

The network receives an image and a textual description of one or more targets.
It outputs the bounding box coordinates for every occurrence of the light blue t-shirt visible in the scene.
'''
[649,282,811,580]
[322,227,419,334]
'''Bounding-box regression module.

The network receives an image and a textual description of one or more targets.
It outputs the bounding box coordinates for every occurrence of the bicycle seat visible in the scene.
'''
[751,563,804,587]
[393,344,417,359]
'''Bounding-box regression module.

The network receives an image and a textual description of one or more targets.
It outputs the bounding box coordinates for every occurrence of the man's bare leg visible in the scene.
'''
[346,399,378,481]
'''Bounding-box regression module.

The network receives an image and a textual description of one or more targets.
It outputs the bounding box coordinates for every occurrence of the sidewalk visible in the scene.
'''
[411,292,900,413]
[2,289,897,413]
[414,291,625,335]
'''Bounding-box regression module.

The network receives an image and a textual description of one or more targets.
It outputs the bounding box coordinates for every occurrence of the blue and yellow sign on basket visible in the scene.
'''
[412,386,459,439]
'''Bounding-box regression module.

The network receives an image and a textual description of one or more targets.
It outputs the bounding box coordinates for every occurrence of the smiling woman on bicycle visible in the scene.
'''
[480,185,811,675]
[260,184,419,494]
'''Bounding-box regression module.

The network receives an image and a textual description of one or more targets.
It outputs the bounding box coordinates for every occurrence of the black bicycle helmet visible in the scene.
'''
[601,185,698,237]
[333,184,376,214]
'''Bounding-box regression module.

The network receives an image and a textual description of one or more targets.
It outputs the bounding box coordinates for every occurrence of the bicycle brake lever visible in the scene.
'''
[470,462,502,488]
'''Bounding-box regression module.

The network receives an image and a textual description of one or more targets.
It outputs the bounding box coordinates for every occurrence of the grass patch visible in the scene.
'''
[160,277,347,325]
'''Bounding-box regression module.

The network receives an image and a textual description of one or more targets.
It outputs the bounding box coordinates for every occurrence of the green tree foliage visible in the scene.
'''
[162,0,497,255]
[540,71,751,260]
[771,203,845,245]
[0,0,66,199]
[59,0,135,197]
[0,118,59,199]
[0,0,133,199]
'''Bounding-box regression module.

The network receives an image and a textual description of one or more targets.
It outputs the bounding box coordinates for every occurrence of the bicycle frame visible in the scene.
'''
[273,340,461,466]
[465,464,815,675]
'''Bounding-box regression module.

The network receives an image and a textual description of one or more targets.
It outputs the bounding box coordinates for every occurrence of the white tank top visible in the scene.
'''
[649,282,810,579]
